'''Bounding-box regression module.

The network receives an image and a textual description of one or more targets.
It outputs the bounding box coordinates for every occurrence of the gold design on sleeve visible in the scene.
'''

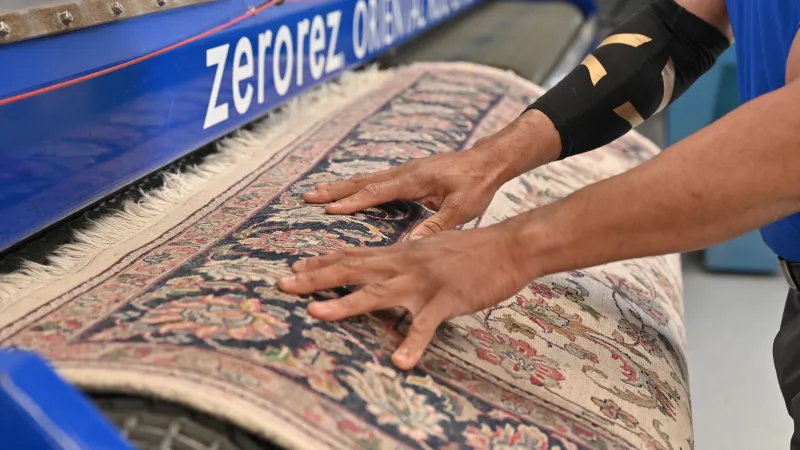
[656,57,676,113]
[580,33,652,86]
[598,33,653,48]
[582,54,608,86]
[614,102,645,127]
[579,32,666,128]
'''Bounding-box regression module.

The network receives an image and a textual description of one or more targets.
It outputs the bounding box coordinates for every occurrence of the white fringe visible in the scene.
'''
[0,66,389,306]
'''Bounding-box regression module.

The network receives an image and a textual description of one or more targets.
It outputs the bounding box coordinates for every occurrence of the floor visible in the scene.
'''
[682,253,794,449]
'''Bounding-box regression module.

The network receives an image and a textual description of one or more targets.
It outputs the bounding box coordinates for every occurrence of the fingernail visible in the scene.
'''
[308,301,329,316]
[279,274,296,285]
[394,347,410,361]
[292,260,305,272]
[409,234,423,241]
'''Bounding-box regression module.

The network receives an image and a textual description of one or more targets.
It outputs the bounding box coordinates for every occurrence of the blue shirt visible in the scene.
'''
[726,0,800,260]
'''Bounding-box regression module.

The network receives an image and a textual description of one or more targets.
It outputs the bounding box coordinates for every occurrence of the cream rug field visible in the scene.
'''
[0,62,689,450]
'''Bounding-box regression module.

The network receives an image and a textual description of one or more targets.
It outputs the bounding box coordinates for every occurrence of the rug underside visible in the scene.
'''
[0,62,690,450]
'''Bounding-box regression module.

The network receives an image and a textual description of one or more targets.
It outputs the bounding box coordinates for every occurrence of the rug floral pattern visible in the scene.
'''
[0,64,689,450]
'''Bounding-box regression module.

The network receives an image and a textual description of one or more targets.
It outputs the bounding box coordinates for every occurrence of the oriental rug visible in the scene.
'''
[0,62,689,450]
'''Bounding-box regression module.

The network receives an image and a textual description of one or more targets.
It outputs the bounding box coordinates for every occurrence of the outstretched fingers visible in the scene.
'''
[307,276,421,322]
[279,256,395,294]
[324,179,410,215]
[292,247,373,273]
[304,170,394,205]
[392,301,448,370]
[291,245,404,273]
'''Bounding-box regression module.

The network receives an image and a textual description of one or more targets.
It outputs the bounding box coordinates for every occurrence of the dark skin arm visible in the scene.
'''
[512,59,800,274]
[301,0,732,243]
[278,1,800,372]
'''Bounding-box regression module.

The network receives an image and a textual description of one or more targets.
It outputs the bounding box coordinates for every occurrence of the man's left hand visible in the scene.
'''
[277,224,533,370]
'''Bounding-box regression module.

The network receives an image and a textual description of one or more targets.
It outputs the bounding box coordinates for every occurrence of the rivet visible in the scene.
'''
[59,11,74,26]
[156,0,166,6]
[0,22,9,38]
[111,2,123,15]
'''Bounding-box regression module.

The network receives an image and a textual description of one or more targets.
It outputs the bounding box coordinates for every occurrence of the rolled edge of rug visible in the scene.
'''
[66,366,314,450]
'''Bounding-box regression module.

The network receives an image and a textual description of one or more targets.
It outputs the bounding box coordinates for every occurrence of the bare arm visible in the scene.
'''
[303,0,732,240]
[512,30,800,280]
[280,68,800,370]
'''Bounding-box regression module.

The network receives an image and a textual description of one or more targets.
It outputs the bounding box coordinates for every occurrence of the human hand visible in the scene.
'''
[303,110,560,240]
[277,223,537,370]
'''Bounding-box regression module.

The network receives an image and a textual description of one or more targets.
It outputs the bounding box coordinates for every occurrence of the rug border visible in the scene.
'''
[62,365,356,450]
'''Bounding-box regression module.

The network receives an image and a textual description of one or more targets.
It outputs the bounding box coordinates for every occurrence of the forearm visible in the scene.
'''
[484,0,730,184]
[511,79,800,277]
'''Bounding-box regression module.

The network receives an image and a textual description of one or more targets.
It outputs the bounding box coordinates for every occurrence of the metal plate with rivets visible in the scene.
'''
[0,0,216,45]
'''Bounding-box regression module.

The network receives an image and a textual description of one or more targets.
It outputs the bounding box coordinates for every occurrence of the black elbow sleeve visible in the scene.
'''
[525,0,730,159]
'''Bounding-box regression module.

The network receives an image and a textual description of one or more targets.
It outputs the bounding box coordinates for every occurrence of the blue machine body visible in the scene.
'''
[0,350,134,449]
[0,0,501,253]
[0,0,596,253]
[0,0,597,447]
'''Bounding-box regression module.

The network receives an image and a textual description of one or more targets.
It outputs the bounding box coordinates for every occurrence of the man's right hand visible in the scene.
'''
[303,109,561,240]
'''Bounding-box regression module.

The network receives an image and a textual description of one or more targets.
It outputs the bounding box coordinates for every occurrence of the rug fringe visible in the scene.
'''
[0,61,668,306]
[0,66,389,306]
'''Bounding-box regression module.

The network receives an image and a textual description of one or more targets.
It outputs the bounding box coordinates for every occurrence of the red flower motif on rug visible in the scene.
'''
[467,328,566,388]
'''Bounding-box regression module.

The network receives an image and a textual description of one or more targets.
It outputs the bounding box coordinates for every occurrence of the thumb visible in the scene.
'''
[409,204,465,240]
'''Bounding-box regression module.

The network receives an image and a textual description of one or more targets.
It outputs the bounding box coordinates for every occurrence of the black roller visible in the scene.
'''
[91,394,283,450]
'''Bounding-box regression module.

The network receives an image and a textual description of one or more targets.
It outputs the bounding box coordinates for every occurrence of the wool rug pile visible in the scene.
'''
[0,62,690,450]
